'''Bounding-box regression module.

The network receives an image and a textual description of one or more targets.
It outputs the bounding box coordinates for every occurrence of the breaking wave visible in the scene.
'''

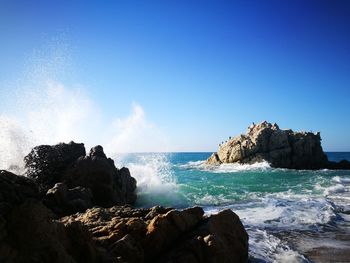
[179,160,271,173]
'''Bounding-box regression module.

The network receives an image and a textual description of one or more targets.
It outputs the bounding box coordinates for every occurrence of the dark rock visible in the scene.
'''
[24,142,137,215]
[1,200,98,263]
[64,145,137,208]
[24,141,86,193]
[327,159,350,170]
[44,183,93,216]
[0,170,39,214]
[0,171,99,263]
[207,121,349,170]
[89,145,107,159]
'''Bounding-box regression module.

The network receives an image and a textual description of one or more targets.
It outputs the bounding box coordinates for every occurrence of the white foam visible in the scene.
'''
[248,229,307,263]
[114,153,178,194]
[179,160,271,173]
[0,41,169,173]
[332,176,350,184]
[324,184,346,195]
[193,193,232,206]
[205,194,335,230]
[0,116,30,174]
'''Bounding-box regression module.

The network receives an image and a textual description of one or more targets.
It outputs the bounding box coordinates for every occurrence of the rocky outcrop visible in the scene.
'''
[0,170,248,263]
[207,121,350,170]
[0,142,249,262]
[24,142,137,215]
[25,141,86,193]
[63,146,137,208]
[61,205,248,263]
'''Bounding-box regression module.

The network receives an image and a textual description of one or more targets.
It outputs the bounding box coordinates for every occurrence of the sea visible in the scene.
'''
[114,152,350,263]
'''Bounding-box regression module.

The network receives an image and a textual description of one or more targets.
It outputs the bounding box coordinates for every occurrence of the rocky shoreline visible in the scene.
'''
[0,142,248,263]
[207,121,350,170]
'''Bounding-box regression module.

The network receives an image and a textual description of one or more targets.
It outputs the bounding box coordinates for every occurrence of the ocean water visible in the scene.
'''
[115,152,350,263]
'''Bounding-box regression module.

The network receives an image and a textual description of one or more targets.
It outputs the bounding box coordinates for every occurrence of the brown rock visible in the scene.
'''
[206,121,348,170]
[61,205,248,263]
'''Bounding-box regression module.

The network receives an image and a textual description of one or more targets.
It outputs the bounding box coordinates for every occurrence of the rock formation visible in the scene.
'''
[0,142,249,263]
[24,142,137,215]
[25,141,86,193]
[207,121,350,170]
[61,205,248,263]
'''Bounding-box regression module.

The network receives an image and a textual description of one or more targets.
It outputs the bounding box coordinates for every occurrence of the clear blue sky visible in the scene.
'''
[1,0,350,151]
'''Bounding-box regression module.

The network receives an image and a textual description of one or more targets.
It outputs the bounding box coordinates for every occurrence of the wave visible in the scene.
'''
[332,176,350,184]
[204,194,335,231]
[178,160,271,173]
[113,153,182,207]
[248,228,308,263]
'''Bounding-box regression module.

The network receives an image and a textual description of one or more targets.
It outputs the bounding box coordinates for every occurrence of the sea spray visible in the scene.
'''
[113,153,183,207]
[0,41,168,172]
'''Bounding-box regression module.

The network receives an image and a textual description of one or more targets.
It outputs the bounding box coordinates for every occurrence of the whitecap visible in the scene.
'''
[248,228,308,263]
[179,160,271,173]
[332,176,350,184]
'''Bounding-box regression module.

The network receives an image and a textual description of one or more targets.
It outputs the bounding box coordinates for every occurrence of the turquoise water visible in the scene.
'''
[115,152,350,262]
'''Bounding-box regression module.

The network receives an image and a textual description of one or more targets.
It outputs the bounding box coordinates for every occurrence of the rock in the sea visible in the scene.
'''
[207,121,349,170]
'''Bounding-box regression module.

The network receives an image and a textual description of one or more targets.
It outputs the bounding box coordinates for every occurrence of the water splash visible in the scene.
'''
[114,153,181,207]
[0,40,168,172]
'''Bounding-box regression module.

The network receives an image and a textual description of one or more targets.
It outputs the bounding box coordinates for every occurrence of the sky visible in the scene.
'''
[0,0,350,152]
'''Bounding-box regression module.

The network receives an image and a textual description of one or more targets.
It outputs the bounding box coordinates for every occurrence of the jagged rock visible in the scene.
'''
[62,205,248,263]
[1,163,248,263]
[24,141,86,193]
[207,121,349,170]
[24,142,137,215]
[64,145,137,208]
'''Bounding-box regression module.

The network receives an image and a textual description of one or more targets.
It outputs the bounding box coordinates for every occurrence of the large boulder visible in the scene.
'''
[24,141,86,193]
[24,142,137,215]
[207,121,349,170]
[62,205,249,263]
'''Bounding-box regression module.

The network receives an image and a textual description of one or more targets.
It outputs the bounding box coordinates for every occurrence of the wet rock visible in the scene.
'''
[24,141,86,193]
